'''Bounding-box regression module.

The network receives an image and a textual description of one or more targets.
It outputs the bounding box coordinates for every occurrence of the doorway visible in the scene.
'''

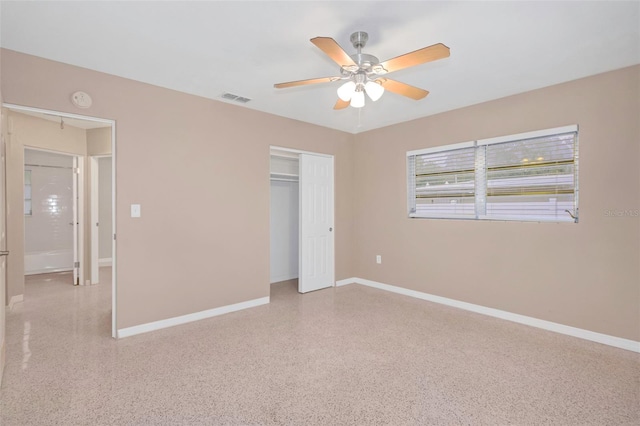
[269,147,335,294]
[23,148,81,283]
[3,103,117,338]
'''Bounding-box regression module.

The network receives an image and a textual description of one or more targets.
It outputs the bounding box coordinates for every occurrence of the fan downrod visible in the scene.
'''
[348,32,379,69]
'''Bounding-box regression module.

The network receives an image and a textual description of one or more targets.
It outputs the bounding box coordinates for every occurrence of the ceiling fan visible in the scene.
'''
[274,31,450,109]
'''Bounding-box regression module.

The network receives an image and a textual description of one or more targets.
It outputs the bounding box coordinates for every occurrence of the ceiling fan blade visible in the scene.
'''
[274,77,337,89]
[310,37,357,67]
[378,43,450,74]
[333,98,350,110]
[377,78,429,100]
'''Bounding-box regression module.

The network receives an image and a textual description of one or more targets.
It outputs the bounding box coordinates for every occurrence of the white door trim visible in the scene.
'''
[90,156,99,284]
[5,103,118,338]
[1,108,7,386]
[73,155,80,285]
[271,146,333,158]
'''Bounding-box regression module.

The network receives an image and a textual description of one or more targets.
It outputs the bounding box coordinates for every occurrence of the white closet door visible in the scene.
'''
[298,154,334,293]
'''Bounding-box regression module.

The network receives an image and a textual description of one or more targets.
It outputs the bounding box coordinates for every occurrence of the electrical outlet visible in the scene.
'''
[376,255,382,264]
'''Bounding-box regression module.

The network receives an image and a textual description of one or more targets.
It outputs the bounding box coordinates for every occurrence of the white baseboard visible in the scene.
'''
[8,294,24,311]
[117,296,270,338]
[98,258,112,267]
[335,278,355,287]
[25,268,73,276]
[341,277,640,353]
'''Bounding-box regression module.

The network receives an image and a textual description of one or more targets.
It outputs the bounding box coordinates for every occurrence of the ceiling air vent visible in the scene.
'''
[221,92,252,103]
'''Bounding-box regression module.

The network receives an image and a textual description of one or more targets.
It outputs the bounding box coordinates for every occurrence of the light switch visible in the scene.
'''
[131,204,141,218]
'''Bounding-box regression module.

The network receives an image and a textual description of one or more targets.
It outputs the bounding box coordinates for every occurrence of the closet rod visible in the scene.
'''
[25,163,73,170]
[270,177,299,182]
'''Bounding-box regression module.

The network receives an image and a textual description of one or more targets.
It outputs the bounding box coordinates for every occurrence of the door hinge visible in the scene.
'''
[74,167,80,174]
[113,233,116,240]
[74,261,80,268]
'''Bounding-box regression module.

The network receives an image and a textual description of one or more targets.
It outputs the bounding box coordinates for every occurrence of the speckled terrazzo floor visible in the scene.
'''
[0,270,638,425]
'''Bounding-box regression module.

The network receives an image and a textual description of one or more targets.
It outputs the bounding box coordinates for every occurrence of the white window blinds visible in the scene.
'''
[407,125,578,223]
[482,131,577,221]
[408,143,476,219]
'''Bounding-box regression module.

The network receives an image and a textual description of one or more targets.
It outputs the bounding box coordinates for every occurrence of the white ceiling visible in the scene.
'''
[1,1,639,134]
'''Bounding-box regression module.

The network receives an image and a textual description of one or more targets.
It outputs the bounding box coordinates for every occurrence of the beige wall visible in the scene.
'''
[2,48,636,343]
[87,127,111,156]
[98,157,112,259]
[10,112,86,154]
[86,126,112,282]
[1,49,353,329]
[5,111,87,296]
[352,65,640,341]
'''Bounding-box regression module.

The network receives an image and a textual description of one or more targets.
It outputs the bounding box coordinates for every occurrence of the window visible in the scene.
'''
[24,169,32,216]
[408,142,477,219]
[407,125,578,223]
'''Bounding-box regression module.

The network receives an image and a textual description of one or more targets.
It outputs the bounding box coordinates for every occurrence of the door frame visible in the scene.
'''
[269,146,335,292]
[90,156,99,284]
[73,155,81,285]
[4,103,117,338]
[1,109,8,386]
[24,147,84,284]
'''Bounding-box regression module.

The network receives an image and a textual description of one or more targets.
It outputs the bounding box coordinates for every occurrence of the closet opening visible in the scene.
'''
[269,149,299,287]
[269,146,335,295]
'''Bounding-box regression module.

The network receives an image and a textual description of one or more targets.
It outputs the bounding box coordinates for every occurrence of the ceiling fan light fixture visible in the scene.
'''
[274,32,451,110]
[337,81,356,101]
[350,89,365,108]
[364,80,384,102]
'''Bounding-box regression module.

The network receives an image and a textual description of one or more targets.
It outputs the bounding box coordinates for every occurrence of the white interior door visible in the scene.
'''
[298,153,334,293]
[72,156,79,285]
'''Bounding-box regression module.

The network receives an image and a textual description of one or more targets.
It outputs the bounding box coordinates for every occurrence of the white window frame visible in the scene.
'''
[407,125,579,223]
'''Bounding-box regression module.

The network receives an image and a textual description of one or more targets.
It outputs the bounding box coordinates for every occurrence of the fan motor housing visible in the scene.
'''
[347,32,380,72]
[350,53,380,70]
